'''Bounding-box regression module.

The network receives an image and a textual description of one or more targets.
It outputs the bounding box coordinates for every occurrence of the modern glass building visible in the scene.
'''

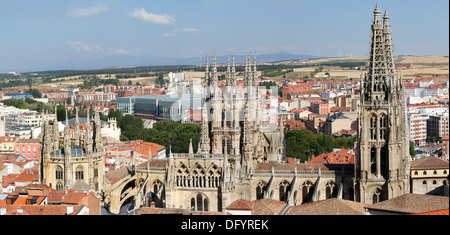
[118,94,202,122]
[116,97,136,114]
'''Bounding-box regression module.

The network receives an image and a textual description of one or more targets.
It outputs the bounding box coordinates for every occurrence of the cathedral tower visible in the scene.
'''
[354,4,410,204]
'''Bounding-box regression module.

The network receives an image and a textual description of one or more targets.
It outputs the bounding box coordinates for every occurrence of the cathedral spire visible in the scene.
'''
[355,6,410,204]
[205,53,209,86]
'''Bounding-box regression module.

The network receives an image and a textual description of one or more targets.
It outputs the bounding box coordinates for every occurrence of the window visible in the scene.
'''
[370,147,377,175]
[55,166,63,180]
[191,194,209,212]
[279,181,291,203]
[75,166,84,180]
[372,188,382,204]
[302,181,314,204]
[370,115,377,140]
[56,182,64,192]
[325,181,338,199]
[256,181,267,200]
[379,115,387,140]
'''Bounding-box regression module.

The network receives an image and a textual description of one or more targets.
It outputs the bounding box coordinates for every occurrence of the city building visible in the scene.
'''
[427,114,449,139]
[133,93,202,123]
[0,136,19,155]
[39,109,106,193]
[14,138,40,161]
[410,157,449,196]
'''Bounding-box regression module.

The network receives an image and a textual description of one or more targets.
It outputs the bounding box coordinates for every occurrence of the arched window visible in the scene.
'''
[279,181,290,202]
[325,181,338,199]
[256,181,267,200]
[433,170,437,175]
[191,198,195,210]
[75,166,84,180]
[370,115,377,140]
[203,198,209,212]
[423,171,427,175]
[370,147,377,175]
[207,164,221,188]
[379,115,388,140]
[372,188,382,204]
[302,181,314,204]
[55,166,63,180]
[192,164,206,188]
[197,194,203,211]
[191,194,209,212]
[380,146,388,177]
[176,164,189,188]
[56,181,64,192]
[423,180,427,185]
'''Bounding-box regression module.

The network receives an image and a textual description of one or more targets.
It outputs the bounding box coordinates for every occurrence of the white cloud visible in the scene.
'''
[112,49,131,55]
[129,8,175,25]
[67,6,109,18]
[66,41,94,51]
[66,41,132,56]
[181,27,199,33]
[162,33,178,38]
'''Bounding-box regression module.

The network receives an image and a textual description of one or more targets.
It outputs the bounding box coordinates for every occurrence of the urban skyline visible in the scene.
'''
[0,0,449,72]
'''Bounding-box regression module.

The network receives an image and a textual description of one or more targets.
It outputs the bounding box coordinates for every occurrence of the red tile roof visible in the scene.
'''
[412,209,449,215]
[286,198,368,215]
[307,148,355,165]
[226,199,254,211]
[410,157,449,170]
[0,205,84,215]
[365,194,449,214]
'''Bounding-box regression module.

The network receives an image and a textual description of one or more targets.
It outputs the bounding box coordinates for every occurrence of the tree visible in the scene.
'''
[27,88,41,98]
[156,73,164,87]
[410,141,416,157]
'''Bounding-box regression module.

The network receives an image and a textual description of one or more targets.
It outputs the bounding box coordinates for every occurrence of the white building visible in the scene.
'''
[168,72,185,84]
[408,113,429,146]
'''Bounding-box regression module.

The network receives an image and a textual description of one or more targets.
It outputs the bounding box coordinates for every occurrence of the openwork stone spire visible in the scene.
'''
[355,5,410,204]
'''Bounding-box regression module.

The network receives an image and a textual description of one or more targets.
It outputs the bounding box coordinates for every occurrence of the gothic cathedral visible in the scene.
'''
[39,108,106,193]
[354,4,410,204]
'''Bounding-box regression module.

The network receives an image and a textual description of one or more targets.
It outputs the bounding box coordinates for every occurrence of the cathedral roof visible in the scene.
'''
[73,180,90,192]
[225,198,287,215]
[410,157,449,170]
[51,147,86,156]
[255,162,329,172]
[105,166,133,185]
[285,198,368,215]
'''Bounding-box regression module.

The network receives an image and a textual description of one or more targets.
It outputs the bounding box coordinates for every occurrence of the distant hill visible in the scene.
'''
[40,52,320,71]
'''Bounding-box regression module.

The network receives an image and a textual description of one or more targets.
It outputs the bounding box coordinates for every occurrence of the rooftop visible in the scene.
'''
[365,194,449,214]
[285,198,368,215]
[410,157,449,170]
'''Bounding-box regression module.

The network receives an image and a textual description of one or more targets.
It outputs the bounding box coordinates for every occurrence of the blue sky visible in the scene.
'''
[0,0,448,72]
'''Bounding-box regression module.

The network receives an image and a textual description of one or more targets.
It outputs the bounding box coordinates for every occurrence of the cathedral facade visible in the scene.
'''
[39,108,106,193]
